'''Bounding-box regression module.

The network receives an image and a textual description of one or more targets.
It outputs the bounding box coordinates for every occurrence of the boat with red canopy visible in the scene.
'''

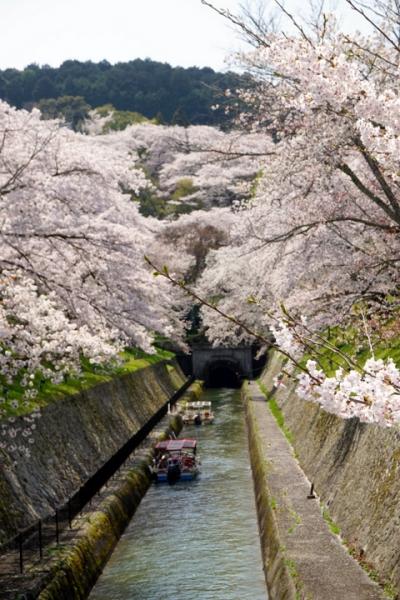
[153,438,200,483]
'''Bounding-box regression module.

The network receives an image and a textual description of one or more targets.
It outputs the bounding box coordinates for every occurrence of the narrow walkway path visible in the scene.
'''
[245,382,385,600]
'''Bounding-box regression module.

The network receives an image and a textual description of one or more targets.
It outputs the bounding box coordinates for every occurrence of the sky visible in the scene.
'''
[0,0,369,72]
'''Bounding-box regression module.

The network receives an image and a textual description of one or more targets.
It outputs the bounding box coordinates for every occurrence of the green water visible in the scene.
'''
[89,388,267,600]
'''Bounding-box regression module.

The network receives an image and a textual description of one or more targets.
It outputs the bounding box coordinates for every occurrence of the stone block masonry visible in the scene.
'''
[0,372,202,599]
[0,360,186,542]
[261,351,400,596]
[0,412,183,600]
[35,413,184,600]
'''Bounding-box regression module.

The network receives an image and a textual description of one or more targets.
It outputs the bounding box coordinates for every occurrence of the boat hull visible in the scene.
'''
[156,470,199,483]
[182,416,214,425]
[153,438,200,484]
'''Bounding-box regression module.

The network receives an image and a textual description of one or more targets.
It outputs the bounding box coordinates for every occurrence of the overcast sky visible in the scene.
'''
[1,0,368,72]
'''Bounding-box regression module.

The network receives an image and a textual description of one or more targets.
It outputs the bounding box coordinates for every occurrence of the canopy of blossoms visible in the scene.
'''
[189,2,400,427]
[0,102,191,453]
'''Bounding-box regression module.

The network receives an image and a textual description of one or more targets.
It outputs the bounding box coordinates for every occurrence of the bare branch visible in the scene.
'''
[345,0,400,52]
[201,0,270,47]
[145,255,322,379]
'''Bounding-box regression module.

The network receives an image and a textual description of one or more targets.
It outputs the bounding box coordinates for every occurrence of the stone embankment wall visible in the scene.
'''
[261,352,400,594]
[0,360,186,542]
[36,413,183,600]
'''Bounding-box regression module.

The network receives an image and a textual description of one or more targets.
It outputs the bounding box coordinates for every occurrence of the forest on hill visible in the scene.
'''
[0,58,246,125]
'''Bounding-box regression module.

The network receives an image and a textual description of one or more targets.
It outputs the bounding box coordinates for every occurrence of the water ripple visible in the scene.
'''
[89,388,267,600]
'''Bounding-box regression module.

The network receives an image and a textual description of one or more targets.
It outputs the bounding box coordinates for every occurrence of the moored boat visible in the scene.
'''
[153,438,200,483]
[180,400,214,425]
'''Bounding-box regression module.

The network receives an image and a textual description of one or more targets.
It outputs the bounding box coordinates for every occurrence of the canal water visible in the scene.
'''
[89,388,267,600]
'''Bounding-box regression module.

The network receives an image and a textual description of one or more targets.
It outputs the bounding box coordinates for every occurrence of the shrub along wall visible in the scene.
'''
[261,352,400,594]
[0,360,186,542]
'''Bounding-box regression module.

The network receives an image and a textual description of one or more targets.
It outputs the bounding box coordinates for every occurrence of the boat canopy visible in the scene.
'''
[185,401,211,409]
[155,439,197,452]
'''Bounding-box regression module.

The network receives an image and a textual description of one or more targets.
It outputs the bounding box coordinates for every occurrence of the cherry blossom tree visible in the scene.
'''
[147,207,238,283]
[83,120,269,214]
[0,102,189,453]
[154,0,400,427]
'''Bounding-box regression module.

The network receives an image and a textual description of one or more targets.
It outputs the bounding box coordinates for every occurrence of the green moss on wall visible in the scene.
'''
[37,416,182,600]
[242,385,297,600]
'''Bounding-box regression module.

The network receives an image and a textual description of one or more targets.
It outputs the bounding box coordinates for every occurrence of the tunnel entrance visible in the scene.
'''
[205,361,242,388]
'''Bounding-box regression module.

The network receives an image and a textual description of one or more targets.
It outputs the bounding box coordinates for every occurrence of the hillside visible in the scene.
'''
[0,58,246,125]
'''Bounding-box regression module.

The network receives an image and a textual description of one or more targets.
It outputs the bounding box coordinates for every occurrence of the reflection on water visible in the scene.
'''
[89,388,267,600]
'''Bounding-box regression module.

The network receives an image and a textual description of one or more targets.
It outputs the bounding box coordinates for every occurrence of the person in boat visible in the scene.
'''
[182,453,194,468]
[157,454,167,469]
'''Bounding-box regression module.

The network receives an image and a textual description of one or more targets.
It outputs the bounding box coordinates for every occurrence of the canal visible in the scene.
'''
[89,387,267,600]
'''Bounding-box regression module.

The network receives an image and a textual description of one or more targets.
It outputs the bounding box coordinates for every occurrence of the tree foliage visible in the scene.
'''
[37,95,90,131]
[0,58,246,126]
[0,101,189,453]
[7,0,400,442]
[151,0,400,428]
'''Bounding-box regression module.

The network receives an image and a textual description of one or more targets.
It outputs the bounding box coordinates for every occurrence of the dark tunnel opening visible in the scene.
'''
[205,363,242,388]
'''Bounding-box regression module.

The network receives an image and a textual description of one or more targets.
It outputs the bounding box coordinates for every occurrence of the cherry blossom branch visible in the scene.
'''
[144,255,320,379]
[343,35,399,70]
[361,308,375,357]
[338,162,400,225]
[270,0,314,46]
[357,140,400,223]
[243,216,398,251]
[147,257,400,423]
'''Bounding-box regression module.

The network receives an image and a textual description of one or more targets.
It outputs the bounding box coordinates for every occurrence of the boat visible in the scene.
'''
[153,438,200,483]
[180,400,214,425]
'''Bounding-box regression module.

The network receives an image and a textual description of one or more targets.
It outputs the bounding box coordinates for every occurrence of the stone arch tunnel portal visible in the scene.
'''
[191,347,256,388]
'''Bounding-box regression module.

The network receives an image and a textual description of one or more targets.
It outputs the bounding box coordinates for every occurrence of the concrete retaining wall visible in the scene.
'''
[243,381,384,600]
[261,352,400,595]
